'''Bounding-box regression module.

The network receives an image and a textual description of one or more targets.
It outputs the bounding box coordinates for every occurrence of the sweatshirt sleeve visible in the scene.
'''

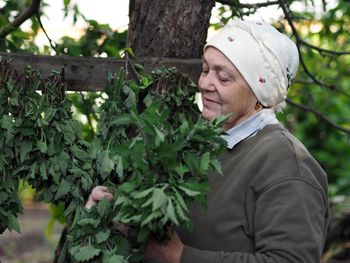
[180,179,328,263]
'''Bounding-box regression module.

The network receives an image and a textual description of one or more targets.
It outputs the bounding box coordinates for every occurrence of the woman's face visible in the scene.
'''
[198,47,259,130]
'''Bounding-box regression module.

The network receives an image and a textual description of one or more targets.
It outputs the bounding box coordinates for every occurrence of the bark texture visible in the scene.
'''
[128,0,215,59]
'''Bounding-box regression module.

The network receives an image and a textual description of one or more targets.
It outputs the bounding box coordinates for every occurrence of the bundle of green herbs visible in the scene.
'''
[67,67,227,262]
[0,60,93,235]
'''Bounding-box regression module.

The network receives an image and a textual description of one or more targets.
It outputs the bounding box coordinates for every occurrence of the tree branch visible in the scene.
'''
[293,79,318,85]
[0,0,42,39]
[218,0,350,56]
[217,0,280,9]
[279,0,350,98]
[286,98,350,134]
[35,13,58,53]
[299,38,350,56]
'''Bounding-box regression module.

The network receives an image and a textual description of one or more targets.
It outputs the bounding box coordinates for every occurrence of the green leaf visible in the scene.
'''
[174,200,189,221]
[123,86,136,109]
[210,159,223,175]
[37,140,47,154]
[97,150,114,180]
[19,141,32,162]
[8,214,21,233]
[77,218,100,228]
[152,188,167,211]
[199,152,210,175]
[95,229,111,244]
[121,47,135,57]
[54,179,71,200]
[182,182,209,193]
[29,162,37,179]
[64,200,77,217]
[178,185,201,197]
[81,175,93,193]
[71,145,90,163]
[113,68,125,98]
[103,254,125,263]
[1,115,14,132]
[172,187,188,212]
[143,93,153,107]
[61,121,76,144]
[69,245,80,257]
[174,164,190,176]
[57,151,69,175]
[73,246,101,262]
[113,155,123,180]
[132,187,154,199]
[141,197,153,209]
[166,199,179,225]
[113,114,134,126]
[40,162,47,180]
[141,210,161,227]
[118,181,137,193]
[154,126,165,146]
[63,0,71,8]
[97,198,111,218]
[179,119,189,134]
[183,152,199,175]
[44,107,57,122]
[114,195,130,208]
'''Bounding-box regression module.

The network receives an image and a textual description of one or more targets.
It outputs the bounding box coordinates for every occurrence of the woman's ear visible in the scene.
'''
[254,101,263,111]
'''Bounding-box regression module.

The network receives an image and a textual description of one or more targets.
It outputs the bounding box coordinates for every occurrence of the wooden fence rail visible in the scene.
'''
[0,52,202,91]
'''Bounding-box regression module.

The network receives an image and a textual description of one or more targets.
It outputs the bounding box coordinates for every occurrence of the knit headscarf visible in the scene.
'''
[204,20,299,107]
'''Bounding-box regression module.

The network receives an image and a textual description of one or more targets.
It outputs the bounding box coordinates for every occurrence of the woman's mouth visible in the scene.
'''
[202,96,220,107]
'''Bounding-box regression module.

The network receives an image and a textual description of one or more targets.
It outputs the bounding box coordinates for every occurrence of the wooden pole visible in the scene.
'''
[0,53,202,91]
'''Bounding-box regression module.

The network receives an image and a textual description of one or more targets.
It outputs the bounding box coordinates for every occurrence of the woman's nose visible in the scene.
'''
[199,71,215,92]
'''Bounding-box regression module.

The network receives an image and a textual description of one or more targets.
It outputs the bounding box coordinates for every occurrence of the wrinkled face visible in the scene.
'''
[198,47,259,130]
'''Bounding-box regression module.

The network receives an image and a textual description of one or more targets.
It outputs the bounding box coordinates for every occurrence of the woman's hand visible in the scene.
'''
[85,186,113,209]
[85,186,129,236]
[144,231,184,263]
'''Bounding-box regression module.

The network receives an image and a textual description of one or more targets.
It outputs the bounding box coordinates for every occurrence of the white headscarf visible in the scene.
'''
[204,19,299,107]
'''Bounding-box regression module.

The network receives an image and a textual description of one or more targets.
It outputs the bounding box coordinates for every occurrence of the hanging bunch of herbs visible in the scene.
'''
[0,60,94,235]
[0,60,23,233]
[67,67,227,262]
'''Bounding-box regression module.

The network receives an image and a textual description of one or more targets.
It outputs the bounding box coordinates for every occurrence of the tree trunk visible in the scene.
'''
[53,2,215,261]
[128,0,215,59]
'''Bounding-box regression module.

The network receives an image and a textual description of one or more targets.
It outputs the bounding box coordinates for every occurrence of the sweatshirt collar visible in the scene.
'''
[221,109,278,149]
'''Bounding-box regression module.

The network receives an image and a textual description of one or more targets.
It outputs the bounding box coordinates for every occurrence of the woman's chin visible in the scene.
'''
[201,109,219,121]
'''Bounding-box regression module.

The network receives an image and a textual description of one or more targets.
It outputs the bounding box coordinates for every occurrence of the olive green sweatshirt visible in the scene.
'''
[178,124,329,263]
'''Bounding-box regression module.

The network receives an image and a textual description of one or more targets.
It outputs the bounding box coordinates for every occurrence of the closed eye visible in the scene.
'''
[201,68,209,75]
[219,77,230,83]
[217,73,231,83]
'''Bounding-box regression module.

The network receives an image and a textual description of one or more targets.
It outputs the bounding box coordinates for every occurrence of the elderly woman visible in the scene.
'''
[88,20,329,263]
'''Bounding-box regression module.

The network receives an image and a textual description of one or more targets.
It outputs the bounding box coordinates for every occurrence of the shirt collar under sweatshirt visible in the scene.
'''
[221,109,278,149]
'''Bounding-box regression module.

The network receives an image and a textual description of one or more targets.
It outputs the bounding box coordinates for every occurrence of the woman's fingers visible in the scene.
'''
[92,186,113,200]
[86,186,113,208]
